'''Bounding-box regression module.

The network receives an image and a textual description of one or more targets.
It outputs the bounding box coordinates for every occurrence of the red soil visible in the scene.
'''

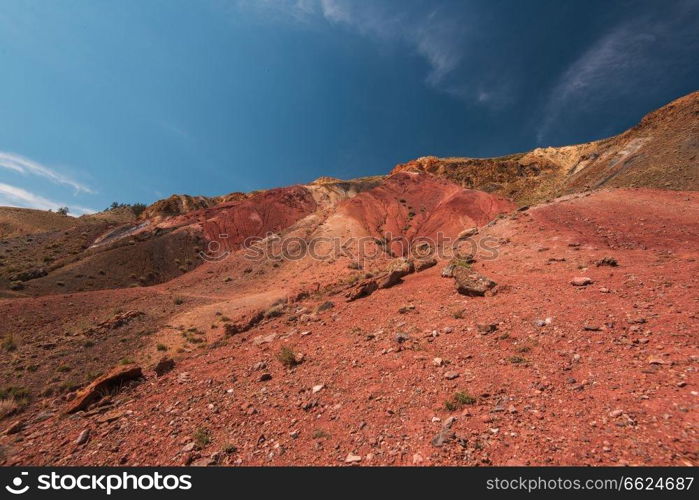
[2,188,696,466]
[337,172,514,255]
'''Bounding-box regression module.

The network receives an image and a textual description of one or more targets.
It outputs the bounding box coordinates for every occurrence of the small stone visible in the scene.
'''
[75,429,90,445]
[583,325,601,331]
[300,330,312,336]
[571,277,593,286]
[477,323,497,334]
[182,442,195,452]
[290,430,300,439]
[443,371,459,380]
[259,373,272,382]
[4,420,24,435]
[609,409,624,418]
[432,357,443,367]
[316,301,335,312]
[431,428,455,447]
[345,453,362,463]
[412,453,424,464]
[677,381,687,388]
[312,384,324,394]
[395,332,410,343]
[154,356,175,377]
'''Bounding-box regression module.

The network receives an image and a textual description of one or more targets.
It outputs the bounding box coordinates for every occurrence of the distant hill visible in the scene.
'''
[392,91,699,205]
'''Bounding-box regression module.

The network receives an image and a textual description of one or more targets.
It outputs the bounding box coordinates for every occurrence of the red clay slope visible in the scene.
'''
[335,171,514,254]
[3,188,696,466]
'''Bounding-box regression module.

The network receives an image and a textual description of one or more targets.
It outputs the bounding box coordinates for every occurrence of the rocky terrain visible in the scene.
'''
[0,92,697,466]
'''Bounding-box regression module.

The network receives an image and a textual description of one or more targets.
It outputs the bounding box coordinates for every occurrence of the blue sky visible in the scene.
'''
[0,0,697,214]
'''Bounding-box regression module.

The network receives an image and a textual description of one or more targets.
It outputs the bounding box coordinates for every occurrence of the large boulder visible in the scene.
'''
[377,258,415,289]
[346,279,379,301]
[414,257,437,272]
[65,364,143,414]
[452,267,497,296]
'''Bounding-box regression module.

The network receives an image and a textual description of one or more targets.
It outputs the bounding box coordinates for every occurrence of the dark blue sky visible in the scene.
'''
[0,0,697,214]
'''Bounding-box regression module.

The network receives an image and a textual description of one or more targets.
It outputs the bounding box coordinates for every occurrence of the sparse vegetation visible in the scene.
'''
[193,427,211,449]
[0,386,30,419]
[454,392,476,405]
[312,429,331,439]
[1,334,17,352]
[222,444,237,454]
[277,346,300,367]
[446,391,476,410]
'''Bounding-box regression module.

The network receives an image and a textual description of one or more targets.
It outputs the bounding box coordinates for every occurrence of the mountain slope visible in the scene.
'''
[392,91,699,205]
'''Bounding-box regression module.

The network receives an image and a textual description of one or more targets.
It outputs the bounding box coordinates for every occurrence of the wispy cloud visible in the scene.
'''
[0,182,61,211]
[0,182,96,215]
[537,1,699,143]
[0,150,94,194]
[231,0,493,105]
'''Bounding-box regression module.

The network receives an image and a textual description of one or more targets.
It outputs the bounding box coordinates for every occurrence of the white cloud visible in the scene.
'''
[231,0,483,102]
[537,1,699,143]
[0,150,94,194]
[0,182,96,215]
[0,182,62,211]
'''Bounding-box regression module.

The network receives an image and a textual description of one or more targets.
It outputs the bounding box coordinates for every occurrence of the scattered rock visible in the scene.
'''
[395,332,410,343]
[477,323,498,334]
[345,453,362,463]
[570,277,593,286]
[457,227,478,240]
[75,429,90,445]
[4,420,24,435]
[378,258,415,289]
[154,356,175,377]
[97,310,144,330]
[453,268,497,296]
[316,301,335,312]
[346,279,378,301]
[431,427,455,447]
[596,257,618,267]
[444,371,459,380]
[65,364,143,414]
[253,333,277,346]
[225,310,264,336]
[312,384,324,394]
[432,357,443,367]
[414,257,437,272]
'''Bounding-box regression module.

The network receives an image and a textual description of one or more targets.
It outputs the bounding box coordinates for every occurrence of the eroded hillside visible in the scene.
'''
[392,91,699,205]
